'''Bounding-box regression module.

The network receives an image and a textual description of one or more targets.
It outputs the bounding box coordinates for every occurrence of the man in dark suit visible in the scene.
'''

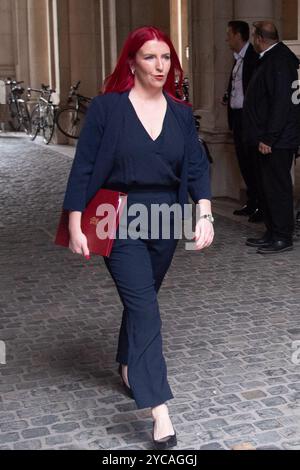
[244,21,300,254]
[224,21,261,221]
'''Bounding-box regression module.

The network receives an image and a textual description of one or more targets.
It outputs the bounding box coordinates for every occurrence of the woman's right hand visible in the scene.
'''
[69,229,90,259]
[68,212,90,259]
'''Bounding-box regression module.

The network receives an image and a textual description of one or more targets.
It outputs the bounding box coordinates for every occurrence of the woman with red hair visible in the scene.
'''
[63,26,214,449]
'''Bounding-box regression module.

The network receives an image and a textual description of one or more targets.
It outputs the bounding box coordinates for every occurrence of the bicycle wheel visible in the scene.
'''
[30,104,40,141]
[43,106,55,144]
[8,101,21,131]
[56,106,85,139]
[18,101,31,135]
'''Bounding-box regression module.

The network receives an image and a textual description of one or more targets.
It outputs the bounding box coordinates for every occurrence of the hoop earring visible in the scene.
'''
[131,68,135,75]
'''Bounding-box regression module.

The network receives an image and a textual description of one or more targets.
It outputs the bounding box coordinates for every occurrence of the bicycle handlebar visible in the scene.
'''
[28,88,42,93]
[28,85,56,95]
[67,80,92,102]
[5,78,24,86]
[41,83,56,93]
[68,81,81,98]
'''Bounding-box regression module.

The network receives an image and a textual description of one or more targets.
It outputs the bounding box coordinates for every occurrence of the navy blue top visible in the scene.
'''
[62,91,211,213]
[103,99,184,192]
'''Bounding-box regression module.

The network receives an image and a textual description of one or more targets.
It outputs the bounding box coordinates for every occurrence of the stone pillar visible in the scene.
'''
[99,0,117,83]
[189,0,233,130]
[50,0,104,144]
[170,0,189,74]
[0,79,8,131]
[51,0,71,101]
[181,0,189,75]
[27,0,51,88]
[234,0,282,24]
[115,0,170,56]
[0,0,17,79]
[13,0,30,85]
[170,0,181,61]
[115,0,131,53]
[233,0,282,40]
[68,0,102,96]
[189,0,240,199]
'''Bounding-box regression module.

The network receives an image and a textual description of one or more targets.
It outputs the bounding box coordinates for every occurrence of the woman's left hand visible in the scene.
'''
[194,218,214,250]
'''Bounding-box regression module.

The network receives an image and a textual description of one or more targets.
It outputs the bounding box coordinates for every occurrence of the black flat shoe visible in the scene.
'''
[233,205,256,216]
[257,240,293,254]
[246,235,272,248]
[152,423,177,450]
[118,364,134,399]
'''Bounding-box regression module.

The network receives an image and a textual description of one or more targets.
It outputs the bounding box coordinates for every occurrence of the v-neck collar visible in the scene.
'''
[127,92,168,143]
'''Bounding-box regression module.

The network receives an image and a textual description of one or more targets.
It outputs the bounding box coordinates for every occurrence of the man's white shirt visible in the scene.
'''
[230,42,250,110]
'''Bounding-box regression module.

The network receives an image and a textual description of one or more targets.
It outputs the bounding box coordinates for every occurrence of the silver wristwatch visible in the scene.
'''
[199,214,214,224]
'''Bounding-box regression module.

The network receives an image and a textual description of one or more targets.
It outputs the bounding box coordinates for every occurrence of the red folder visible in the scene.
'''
[54,189,128,257]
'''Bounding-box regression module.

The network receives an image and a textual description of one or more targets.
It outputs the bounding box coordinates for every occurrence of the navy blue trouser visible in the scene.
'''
[103,189,179,409]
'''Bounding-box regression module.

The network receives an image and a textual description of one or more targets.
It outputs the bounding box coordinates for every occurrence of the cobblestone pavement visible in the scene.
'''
[1,134,300,450]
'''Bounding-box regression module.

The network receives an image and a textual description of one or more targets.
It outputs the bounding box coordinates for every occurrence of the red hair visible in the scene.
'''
[102,26,185,102]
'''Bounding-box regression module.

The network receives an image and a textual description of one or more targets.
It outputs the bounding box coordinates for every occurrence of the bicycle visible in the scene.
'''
[175,76,213,164]
[193,114,213,164]
[5,78,31,133]
[55,81,92,139]
[28,84,57,144]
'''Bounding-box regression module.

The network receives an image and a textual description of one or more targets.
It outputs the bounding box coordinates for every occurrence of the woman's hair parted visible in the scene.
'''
[102,26,184,101]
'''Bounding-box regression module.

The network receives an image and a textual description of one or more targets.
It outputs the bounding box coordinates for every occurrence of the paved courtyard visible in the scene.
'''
[1,134,300,450]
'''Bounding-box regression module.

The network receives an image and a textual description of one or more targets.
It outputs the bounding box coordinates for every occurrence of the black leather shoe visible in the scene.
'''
[248,209,264,223]
[118,364,134,399]
[152,423,177,450]
[233,205,256,216]
[257,240,293,254]
[246,234,272,248]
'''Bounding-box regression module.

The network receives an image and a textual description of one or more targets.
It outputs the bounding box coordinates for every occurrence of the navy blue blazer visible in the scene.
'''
[62,90,211,213]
